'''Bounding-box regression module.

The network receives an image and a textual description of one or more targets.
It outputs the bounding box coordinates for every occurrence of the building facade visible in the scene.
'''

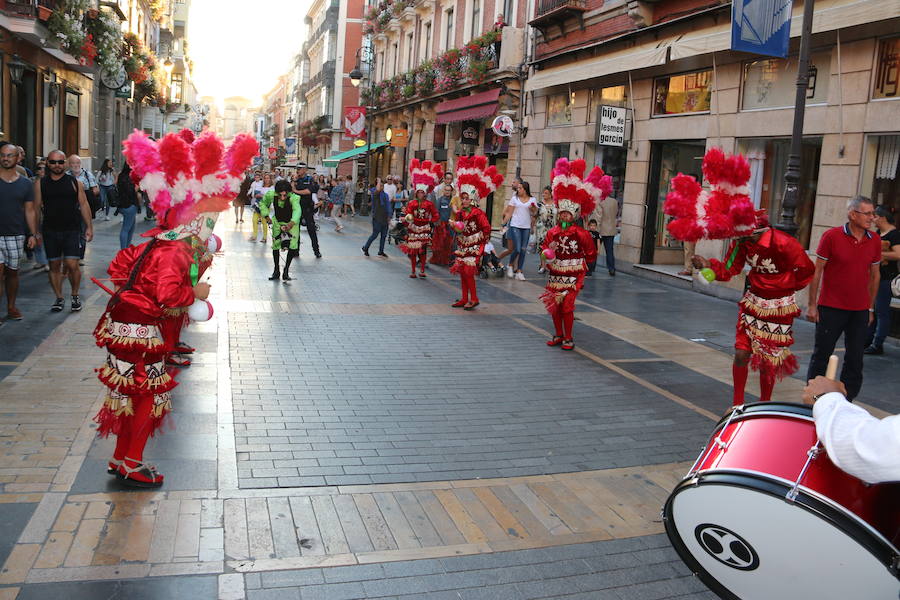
[364,0,527,224]
[520,0,900,286]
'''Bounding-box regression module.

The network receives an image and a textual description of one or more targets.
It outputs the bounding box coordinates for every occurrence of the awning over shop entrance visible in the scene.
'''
[435,88,501,124]
[322,142,388,168]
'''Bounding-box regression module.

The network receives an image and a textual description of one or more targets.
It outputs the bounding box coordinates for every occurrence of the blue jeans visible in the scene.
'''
[364,220,389,254]
[119,205,137,249]
[601,235,616,273]
[867,279,893,348]
[507,226,530,271]
[99,184,114,216]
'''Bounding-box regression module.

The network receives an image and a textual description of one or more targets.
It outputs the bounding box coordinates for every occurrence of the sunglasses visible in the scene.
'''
[47,160,66,165]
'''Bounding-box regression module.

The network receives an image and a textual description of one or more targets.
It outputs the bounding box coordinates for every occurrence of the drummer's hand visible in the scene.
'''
[802,376,846,405]
[193,282,211,300]
[806,305,819,323]
[691,255,708,269]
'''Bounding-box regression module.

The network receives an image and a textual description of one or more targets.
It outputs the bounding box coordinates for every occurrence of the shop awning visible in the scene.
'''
[435,89,501,124]
[322,142,388,168]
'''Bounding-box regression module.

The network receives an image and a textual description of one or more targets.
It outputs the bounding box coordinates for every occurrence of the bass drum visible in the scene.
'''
[663,402,899,600]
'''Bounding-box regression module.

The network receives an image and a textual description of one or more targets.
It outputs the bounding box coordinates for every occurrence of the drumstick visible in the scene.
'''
[824,355,838,380]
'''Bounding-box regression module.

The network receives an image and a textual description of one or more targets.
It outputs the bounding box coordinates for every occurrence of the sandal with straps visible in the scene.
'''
[561,339,575,351]
[546,336,564,347]
[107,459,122,475]
[117,458,165,488]
[174,342,195,354]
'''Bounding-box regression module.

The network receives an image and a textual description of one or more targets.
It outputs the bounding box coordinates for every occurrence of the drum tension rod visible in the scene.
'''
[786,443,821,502]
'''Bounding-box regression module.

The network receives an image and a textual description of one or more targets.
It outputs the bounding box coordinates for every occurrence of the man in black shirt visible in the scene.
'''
[33,150,93,312]
[291,162,321,258]
[0,143,40,322]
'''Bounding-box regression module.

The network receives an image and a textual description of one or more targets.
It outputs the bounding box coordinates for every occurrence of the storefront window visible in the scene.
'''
[546,92,573,127]
[737,137,821,249]
[590,85,627,121]
[541,143,570,188]
[585,144,626,204]
[861,135,899,214]
[873,37,899,99]
[741,52,831,110]
[652,70,712,116]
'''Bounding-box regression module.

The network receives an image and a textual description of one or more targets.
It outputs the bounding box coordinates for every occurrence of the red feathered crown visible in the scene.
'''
[455,155,504,203]
[663,147,756,242]
[409,158,444,193]
[551,158,612,219]
[123,128,259,232]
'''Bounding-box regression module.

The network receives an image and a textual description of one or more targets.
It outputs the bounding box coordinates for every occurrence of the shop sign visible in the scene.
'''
[460,121,480,145]
[65,91,80,117]
[490,115,514,137]
[267,147,277,159]
[343,106,366,139]
[389,128,408,148]
[731,0,791,58]
[484,128,509,155]
[284,137,297,156]
[597,105,627,147]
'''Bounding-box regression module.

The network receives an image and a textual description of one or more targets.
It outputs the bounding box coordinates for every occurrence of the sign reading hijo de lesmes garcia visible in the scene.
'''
[598,105,627,147]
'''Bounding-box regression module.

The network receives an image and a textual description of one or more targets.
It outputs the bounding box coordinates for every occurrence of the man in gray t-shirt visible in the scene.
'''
[0,143,40,321]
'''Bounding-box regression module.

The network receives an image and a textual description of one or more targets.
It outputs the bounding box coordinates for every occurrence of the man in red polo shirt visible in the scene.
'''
[806,196,881,400]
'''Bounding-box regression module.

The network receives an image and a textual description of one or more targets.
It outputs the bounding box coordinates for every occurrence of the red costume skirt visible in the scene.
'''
[430,222,453,265]
[400,222,431,256]
[735,290,800,380]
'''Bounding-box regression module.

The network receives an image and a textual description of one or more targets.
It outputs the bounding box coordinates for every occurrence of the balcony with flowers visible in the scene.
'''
[362,0,420,35]
[361,29,504,108]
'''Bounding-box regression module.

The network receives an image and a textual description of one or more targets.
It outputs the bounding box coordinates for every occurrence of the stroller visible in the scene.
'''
[388,219,407,246]
[479,254,505,279]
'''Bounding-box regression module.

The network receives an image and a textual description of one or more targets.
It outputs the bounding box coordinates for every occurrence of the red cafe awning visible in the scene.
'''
[434,88,501,124]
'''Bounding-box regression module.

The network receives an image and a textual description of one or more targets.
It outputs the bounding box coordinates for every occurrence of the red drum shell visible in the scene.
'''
[695,402,899,546]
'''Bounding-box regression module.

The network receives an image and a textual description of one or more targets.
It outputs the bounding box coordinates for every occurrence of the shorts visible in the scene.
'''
[43,229,83,261]
[0,235,25,270]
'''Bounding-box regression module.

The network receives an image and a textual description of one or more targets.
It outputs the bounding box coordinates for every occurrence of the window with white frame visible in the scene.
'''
[424,22,432,60]
[444,8,455,51]
[406,33,415,70]
[392,42,399,76]
[471,0,481,39]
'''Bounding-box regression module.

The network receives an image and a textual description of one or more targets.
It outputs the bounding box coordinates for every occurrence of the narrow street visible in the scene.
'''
[0,220,896,599]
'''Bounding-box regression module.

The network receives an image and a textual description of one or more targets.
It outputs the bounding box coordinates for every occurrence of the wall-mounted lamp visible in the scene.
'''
[8,55,27,86]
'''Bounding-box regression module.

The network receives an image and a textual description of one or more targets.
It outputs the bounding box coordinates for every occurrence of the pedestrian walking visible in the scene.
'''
[535,186,556,274]
[502,179,538,280]
[0,143,40,322]
[597,191,618,276]
[430,183,455,265]
[449,155,502,310]
[34,150,94,312]
[67,154,100,219]
[362,181,391,257]
[116,162,140,249]
[249,173,274,242]
[292,162,322,258]
[260,180,301,281]
[234,170,252,225]
[541,159,605,351]
[383,174,397,215]
[330,175,346,232]
[806,196,882,401]
[864,205,900,355]
[97,158,116,221]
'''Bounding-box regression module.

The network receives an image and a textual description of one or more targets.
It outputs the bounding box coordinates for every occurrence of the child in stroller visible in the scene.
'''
[480,241,504,279]
[388,219,407,246]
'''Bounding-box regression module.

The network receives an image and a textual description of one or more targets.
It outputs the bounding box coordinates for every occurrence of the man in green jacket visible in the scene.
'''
[260,180,302,281]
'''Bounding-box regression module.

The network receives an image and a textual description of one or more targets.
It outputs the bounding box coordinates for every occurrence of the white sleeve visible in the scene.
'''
[813,392,900,484]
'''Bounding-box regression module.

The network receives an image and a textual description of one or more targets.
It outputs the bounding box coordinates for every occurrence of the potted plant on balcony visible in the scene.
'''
[414,62,434,96]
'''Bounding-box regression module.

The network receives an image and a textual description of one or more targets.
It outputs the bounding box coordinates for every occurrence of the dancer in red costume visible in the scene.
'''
[540,159,609,351]
[93,129,257,487]
[663,148,814,405]
[401,159,442,278]
[691,211,814,404]
[449,155,503,309]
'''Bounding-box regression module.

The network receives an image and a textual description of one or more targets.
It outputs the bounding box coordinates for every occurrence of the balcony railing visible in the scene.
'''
[297,59,336,98]
[1,0,58,18]
[529,0,587,37]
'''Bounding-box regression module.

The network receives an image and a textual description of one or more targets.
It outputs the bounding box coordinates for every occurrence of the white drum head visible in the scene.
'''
[667,482,899,599]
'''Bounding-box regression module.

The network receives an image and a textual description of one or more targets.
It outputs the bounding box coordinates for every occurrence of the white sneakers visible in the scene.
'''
[506,266,514,278]
[515,272,526,281]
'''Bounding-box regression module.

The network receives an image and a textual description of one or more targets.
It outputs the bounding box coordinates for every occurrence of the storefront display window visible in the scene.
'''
[861,135,899,215]
[585,144,626,206]
[589,85,627,121]
[737,137,821,249]
[873,37,899,99]
[741,52,831,110]
[541,143,570,188]
[652,70,712,116]
[546,92,573,127]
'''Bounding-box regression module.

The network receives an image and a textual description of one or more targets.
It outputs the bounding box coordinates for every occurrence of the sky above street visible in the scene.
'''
[188,0,309,106]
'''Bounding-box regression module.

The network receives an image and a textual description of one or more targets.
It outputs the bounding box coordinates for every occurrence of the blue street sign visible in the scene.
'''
[731,0,792,58]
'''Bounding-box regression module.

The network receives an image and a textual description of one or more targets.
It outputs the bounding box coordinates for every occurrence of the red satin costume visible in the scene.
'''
[449,206,492,305]
[708,228,815,404]
[540,225,598,341]
[400,199,439,276]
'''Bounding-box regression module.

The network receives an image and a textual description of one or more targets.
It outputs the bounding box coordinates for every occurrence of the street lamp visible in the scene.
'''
[776,0,816,237]
[350,45,376,215]
[8,55,27,86]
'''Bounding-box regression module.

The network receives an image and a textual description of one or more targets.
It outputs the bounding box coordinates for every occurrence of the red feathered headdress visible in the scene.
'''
[551,158,612,219]
[409,158,444,193]
[122,128,258,237]
[663,147,756,242]
[455,155,504,203]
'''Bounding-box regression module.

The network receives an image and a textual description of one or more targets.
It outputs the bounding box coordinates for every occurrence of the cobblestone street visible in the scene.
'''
[0,219,897,600]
